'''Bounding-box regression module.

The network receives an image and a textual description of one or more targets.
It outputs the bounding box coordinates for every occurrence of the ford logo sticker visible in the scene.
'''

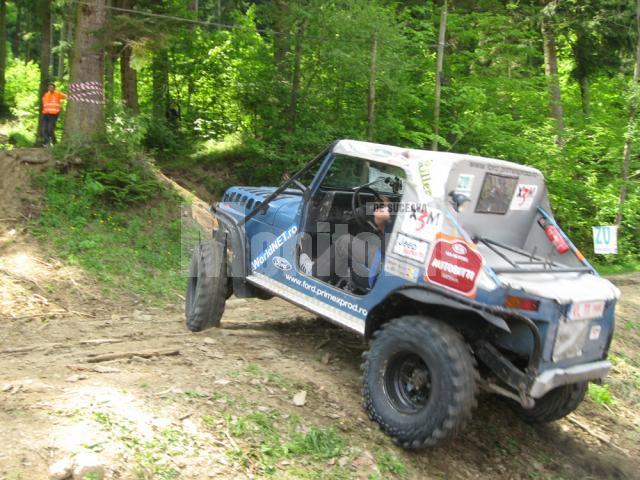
[272,256,292,271]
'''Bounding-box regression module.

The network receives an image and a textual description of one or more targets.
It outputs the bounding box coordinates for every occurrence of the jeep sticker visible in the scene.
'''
[455,174,474,195]
[509,184,538,210]
[251,225,298,270]
[272,256,292,271]
[392,233,429,262]
[384,256,420,282]
[401,205,443,241]
[425,238,483,297]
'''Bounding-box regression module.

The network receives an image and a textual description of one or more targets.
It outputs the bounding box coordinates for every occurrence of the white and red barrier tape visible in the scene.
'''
[68,81,105,105]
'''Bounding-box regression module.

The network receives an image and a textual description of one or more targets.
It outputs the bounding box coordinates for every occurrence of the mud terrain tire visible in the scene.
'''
[362,316,477,449]
[519,381,587,423]
[185,235,227,332]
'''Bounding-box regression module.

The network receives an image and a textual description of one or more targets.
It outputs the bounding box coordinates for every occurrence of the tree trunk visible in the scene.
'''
[541,15,565,145]
[152,49,169,122]
[616,0,640,225]
[11,0,20,59]
[367,32,378,142]
[35,0,52,146]
[272,0,289,114]
[104,46,117,109]
[120,0,139,114]
[572,28,591,117]
[57,20,66,79]
[0,0,7,116]
[287,21,304,134]
[121,44,139,113]
[65,0,108,140]
[432,0,447,151]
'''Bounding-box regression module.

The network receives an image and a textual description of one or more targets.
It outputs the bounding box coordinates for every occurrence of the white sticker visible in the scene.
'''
[589,325,602,341]
[592,226,618,255]
[384,256,420,282]
[392,234,429,262]
[509,184,538,210]
[455,174,474,194]
[400,205,443,241]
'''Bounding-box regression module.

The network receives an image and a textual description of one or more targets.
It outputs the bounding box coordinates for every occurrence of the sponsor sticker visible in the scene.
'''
[509,184,538,210]
[401,205,443,241]
[283,273,368,317]
[424,237,483,297]
[455,174,474,195]
[272,256,292,271]
[418,160,432,195]
[384,256,420,282]
[251,225,298,270]
[392,233,429,262]
[589,325,602,341]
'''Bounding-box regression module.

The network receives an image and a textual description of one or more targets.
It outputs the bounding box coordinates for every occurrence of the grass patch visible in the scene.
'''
[209,410,348,477]
[596,260,640,276]
[32,164,190,304]
[92,411,192,480]
[588,383,614,406]
[373,448,407,477]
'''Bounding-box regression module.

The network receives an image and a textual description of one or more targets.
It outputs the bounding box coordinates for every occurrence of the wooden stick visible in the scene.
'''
[567,416,629,456]
[79,338,125,345]
[9,311,74,321]
[85,348,180,363]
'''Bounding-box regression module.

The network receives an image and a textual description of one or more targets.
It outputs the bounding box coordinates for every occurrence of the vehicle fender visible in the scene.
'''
[365,286,511,339]
[211,206,254,297]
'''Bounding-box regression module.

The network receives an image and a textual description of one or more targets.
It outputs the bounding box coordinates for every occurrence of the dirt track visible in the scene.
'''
[1,235,639,479]
[1,152,639,479]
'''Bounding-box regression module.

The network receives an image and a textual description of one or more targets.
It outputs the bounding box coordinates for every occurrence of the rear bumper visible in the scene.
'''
[529,360,611,398]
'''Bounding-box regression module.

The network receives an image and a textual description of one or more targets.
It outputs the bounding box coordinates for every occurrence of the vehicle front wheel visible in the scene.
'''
[517,382,587,423]
[362,316,477,449]
[185,235,227,332]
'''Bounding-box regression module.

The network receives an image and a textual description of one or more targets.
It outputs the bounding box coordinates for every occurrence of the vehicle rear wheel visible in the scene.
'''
[185,234,227,332]
[362,316,477,449]
[518,382,587,423]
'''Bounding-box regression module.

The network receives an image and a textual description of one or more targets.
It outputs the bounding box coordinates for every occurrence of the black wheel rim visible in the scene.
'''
[384,352,432,414]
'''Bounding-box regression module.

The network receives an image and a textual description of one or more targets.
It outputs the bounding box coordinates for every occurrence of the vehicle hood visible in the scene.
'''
[219,186,303,227]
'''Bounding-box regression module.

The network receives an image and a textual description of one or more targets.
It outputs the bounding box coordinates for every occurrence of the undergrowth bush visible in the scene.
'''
[51,141,160,208]
[34,142,186,302]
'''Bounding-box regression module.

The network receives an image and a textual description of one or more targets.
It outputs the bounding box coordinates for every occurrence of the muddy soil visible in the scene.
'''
[1,152,639,479]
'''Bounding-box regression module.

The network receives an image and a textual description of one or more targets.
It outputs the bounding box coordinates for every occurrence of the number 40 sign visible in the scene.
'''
[592,226,618,255]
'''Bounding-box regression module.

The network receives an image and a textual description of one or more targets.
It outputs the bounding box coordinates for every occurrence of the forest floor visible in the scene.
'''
[0,149,639,480]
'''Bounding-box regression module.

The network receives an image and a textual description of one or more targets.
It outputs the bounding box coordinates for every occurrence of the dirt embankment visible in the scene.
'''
[0,149,638,479]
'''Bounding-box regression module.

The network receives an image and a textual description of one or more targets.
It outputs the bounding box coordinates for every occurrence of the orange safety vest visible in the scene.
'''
[42,91,67,115]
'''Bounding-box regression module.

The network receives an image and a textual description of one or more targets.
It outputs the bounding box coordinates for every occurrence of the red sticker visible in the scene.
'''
[425,238,483,297]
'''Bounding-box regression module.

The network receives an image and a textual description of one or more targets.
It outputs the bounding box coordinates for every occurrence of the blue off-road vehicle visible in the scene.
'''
[185,140,619,449]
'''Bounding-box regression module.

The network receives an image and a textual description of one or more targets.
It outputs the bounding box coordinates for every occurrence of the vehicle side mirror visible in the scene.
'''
[449,191,471,213]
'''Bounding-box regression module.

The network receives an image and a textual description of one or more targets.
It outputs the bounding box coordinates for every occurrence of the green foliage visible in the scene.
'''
[220,409,347,477]
[588,383,615,406]
[32,148,184,303]
[374,448,407,476]
[2,0,638,266]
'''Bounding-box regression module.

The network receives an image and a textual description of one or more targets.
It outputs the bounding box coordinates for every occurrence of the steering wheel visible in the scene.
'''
[351,185,384,231]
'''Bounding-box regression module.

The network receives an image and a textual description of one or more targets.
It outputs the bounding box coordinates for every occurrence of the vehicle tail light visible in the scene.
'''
[504,295,540,311]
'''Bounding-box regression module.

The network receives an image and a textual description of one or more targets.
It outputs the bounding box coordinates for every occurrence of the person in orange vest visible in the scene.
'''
[42,83,67,146]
